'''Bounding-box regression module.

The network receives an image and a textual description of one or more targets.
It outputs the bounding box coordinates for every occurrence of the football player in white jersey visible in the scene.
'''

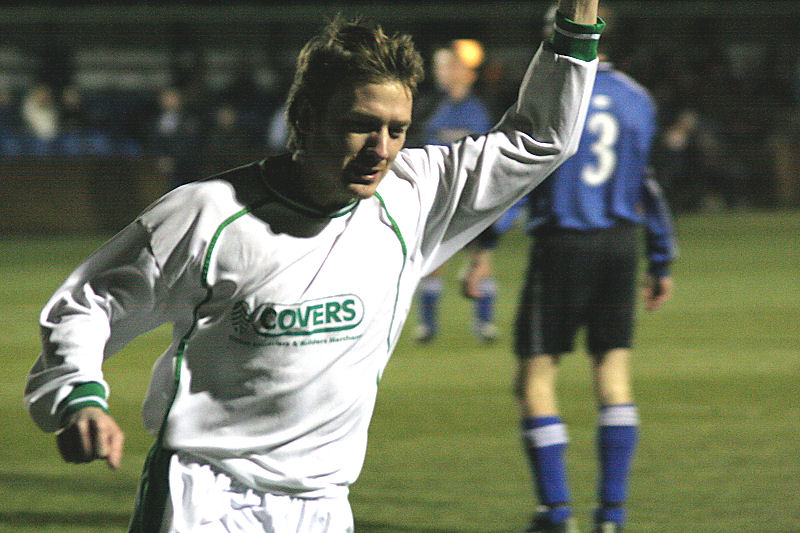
[25,2,603,532]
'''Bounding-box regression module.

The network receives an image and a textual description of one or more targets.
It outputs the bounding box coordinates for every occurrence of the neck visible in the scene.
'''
[262,154,356,218]
[448,86,470,101]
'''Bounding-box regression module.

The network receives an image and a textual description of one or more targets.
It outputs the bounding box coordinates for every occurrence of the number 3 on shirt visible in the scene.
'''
[581,109,619,186]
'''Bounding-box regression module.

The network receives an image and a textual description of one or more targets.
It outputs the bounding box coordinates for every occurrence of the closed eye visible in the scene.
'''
[389,126,408,139]
[344,118,379,134]
[342,112,410,138]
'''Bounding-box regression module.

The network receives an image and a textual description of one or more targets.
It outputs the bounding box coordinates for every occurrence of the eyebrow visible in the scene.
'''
[345,110,411,129]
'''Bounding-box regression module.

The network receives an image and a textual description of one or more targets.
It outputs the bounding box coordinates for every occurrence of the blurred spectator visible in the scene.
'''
[21,83,60,154]
[59,85,87,134]
[655,108,747,211]
[0,85,21,130]
[59,84,114,156]
[0,85,24,156]
[168,22,206,94]
[265,101,289,155]
[149,86,203,189]
[203,103,253,175]
[767,127,800,208]
[263,61,296,155]
[763,47,800,208]
[167,21,212,140]
[221,55,278,149]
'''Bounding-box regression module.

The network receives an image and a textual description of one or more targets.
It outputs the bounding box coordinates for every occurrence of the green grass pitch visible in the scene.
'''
[1,211,798,532]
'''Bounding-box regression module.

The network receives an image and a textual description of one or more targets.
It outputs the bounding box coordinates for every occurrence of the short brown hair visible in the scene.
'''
[285,16,424,152]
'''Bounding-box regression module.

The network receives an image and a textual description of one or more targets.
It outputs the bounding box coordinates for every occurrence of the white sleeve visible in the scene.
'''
[394,43,597,274]
[24,178,248,432]
[23,221,172,432]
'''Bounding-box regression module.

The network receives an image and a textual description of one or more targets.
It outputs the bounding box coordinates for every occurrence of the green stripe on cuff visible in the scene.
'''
[551,12,606,61]
[58,382,109,424]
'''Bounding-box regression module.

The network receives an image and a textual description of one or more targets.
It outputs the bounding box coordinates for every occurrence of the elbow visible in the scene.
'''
[25,392,62,433]
[558,123,584,162]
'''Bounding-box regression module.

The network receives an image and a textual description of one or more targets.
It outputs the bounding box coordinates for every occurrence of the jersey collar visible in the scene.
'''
[258,156,358,219]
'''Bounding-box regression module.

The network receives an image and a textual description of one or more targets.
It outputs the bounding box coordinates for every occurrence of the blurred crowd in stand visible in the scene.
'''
[613,16,800,210]
[1,14,799,209]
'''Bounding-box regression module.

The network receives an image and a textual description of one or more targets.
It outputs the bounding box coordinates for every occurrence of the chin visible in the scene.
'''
[347,182,380,200]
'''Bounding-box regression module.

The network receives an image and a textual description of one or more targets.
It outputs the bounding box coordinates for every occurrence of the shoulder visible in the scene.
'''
[593,66,655,126]
[393,145,446,178]
[382,151,426,202]
[136,170,263,271]
[382,147,448,220]
[602,66,654,108]
[140,160,269,230]
[139,180,237,230]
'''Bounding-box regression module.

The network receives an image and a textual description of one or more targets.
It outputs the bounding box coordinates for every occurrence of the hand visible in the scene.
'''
[642,274,673,311]
[460,250,492,300]
[56,406,125,470]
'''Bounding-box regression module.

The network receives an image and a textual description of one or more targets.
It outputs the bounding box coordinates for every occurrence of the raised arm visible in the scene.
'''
[397,2,604,274]
[557,0,599,24]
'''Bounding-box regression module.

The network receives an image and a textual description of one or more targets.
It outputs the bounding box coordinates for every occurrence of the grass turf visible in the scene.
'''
[1,211,798,532]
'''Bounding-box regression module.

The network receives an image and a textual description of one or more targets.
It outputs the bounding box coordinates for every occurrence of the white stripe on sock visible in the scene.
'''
[525,423,569,448]
[599,405,639,427]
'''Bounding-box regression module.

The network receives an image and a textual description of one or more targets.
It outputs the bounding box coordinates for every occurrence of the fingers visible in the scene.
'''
[644,290,665,311]
[56,407,125,470]
[56,422,86,463]
[102,421,125,470]
[460,277,481,299]
[642,276,673,311]
[642,285,661,311]
[460,259,491,300]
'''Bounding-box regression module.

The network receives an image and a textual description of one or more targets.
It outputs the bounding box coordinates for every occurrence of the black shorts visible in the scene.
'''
[514,223,638,358]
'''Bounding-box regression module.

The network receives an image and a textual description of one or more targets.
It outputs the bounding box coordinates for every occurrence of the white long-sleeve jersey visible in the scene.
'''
[26,39,598,499]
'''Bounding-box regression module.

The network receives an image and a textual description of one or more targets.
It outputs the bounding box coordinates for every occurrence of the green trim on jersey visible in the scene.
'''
[127,443,173,533]
[129,206,252,533]
[374,192,407,352]
[551,12,605,61]
[57,381,108,425]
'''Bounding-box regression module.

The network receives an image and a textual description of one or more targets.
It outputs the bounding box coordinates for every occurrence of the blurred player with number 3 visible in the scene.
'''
[507,5,677,533]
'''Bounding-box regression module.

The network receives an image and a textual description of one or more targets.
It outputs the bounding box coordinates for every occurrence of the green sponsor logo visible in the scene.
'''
[232,295,364,337]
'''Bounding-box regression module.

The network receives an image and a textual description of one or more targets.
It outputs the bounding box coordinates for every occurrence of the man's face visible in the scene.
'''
[301,80,413,210]
[432,48,476,99]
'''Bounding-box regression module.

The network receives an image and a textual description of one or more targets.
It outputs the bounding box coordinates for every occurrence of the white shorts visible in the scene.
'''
[160,452,354,533]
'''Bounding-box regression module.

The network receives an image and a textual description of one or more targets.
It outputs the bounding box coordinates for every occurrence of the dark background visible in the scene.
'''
[2,1,799,232]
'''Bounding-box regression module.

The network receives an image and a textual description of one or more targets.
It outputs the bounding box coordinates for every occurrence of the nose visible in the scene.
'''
[368,127,390,159]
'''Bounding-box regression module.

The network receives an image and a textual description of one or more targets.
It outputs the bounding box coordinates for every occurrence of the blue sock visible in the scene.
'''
[522,416,571,523]
[596,404,639,525]
[474,277,496,325]
[418,277,442,333]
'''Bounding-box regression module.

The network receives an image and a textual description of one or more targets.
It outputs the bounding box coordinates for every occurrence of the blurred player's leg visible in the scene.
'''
[415,273,443,342]
[592,349,637,531]
[513,229,584,532]
[517,356,574,532]
[473,276,497,343]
